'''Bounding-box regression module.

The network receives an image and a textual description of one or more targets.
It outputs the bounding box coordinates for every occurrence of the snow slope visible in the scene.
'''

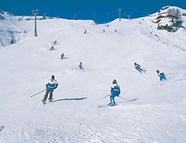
[0,7,186,143]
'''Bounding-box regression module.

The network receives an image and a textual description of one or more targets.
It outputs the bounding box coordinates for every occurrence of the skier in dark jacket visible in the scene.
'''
[42,75,58,104]
[79,62,83,70]
[61,53,65,59]
[156,70,167,81]
[109,79,121,106]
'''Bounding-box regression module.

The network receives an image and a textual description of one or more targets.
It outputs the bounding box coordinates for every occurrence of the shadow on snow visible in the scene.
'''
[51,97,87,103]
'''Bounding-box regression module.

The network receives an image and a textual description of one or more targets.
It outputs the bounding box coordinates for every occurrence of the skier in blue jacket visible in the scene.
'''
[42,75,58,104]
[156,70,167,81]
[134,62,146,74]
[109,79,121,106]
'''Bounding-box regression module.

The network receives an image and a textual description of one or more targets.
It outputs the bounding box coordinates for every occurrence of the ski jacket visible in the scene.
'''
[159,72,166,81]
[46,79,58,89]
[134,64,141,69]
[111,83,121,95]
[79,64,83,69]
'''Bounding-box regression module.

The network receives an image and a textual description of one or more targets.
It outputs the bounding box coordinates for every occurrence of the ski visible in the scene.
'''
[153,83,164,86]
[97,104,116,108]
[97,105,109,108]
[60,57,69,60]
[41,100,46,105]
[42,98,55,105]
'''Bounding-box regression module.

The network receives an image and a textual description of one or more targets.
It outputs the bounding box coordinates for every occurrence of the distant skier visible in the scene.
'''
[134,62,146,74]
[53,40,57,45]
[49,40,58,51]
[61,53,65,59]
[84,29,87,34]
[42,75,58,104]
[105,24,109,27]
[109,79,121,106]
[156,70,167,81]
[79,62,83,70]
[49,45,54,51]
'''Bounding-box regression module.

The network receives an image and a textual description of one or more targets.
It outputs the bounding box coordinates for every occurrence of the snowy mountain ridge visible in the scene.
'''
[0,10,57,47]
[0,10,31,47]
[0,6,186,143]
[0,6,186,47]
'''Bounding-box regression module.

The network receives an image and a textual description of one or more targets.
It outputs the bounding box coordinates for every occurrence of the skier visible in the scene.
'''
[156,70,167,81]
[61,53,65,59]
[53,40,57,45]
[134,62,146,74]
[49,45,54,51]
[42,75,58,104]
[79,62,83,70]
[109,79,121,106]
[84,29,87,34]
[49,40,58,51]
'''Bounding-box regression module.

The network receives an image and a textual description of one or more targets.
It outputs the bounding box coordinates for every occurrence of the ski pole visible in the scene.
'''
[103,94,111,99]
[30,89,46,97]
[118,96,129,100]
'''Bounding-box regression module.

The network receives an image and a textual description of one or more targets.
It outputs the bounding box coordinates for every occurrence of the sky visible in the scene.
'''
[1,0,186,24]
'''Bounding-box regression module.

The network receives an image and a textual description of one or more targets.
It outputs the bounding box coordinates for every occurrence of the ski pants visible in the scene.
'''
[79,65,83,70]
[110,92,119,103]
[43,88,54,102]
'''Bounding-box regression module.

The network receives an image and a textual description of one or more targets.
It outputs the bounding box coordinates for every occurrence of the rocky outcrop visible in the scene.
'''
[153,6,184,32]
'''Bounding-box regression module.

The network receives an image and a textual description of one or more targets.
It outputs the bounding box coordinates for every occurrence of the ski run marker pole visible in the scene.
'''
[30,89,46,98]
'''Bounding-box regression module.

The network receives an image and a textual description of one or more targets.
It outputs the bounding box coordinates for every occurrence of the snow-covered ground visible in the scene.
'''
[0,7,186,143]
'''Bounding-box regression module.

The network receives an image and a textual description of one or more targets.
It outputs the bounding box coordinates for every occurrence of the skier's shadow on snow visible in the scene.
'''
[51,97,87,103]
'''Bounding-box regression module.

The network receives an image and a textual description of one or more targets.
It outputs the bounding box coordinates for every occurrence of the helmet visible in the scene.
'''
[156,70,160,74]
[51,75,55,79]
[113,79,117,84]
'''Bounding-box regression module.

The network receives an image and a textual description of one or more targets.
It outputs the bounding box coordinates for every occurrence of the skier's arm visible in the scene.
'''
[55,83,58,89]
[46,84,48,88]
